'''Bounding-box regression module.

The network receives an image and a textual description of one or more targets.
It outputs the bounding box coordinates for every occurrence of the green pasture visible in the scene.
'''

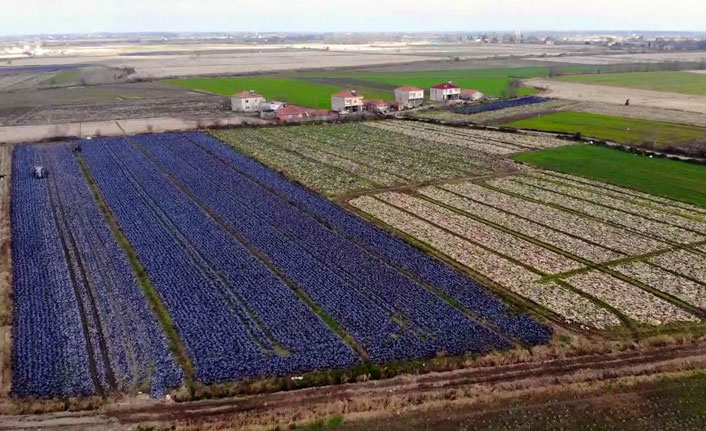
[505,112,706,148]
[556,71,706,95]
[514,145,706,208]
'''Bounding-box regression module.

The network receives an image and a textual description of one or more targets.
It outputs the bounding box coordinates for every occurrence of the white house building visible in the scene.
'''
[331,90,365,114]
[394,86,424,109]
[231,90,266,112]
[430,82,461,102]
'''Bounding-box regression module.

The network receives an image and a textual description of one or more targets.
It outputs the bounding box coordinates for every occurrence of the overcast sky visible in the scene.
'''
[1,0,705,36]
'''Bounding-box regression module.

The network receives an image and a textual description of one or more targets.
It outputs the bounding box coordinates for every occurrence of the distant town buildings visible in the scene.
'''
[394,86,425,109]
[231,90,266,112]
[430,82,461,102]
[331,90,366,114]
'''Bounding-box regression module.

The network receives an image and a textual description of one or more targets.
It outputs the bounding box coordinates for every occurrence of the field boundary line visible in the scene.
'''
[366,194,636,333]
[540,171,706,217]
[76,153,196,394]
[532,172,706,223]
[512,174,706,238]
[339,201,599,337]
[482,179,706,263]
[435,182,628,257]
[475,180,705,319]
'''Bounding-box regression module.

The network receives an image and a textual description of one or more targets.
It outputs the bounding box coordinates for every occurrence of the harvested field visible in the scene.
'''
[525,78,706,114]
[0,82,228,127]
[571,101,706,128]
[532,51,706,65]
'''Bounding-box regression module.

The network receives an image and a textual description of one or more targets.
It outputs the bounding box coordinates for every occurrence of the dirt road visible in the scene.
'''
[525,78,706,115]
[0,115,269,144]
[2,342,706,430]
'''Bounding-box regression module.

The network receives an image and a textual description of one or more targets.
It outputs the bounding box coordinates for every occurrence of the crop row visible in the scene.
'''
[651,250,706,286]
[542,171,706,219]
[365,121,524,155]
[262,124,477,183]
[441,181,662,255]
[614,262,706,310]
[418,186,622,263]
[451,96,550,115]
[375,192,582,274]
[381,119,569,150]
[82,136,359,385]
[11,144,182,397]
[488,177,703,244]
[564,272,697,326]
[185,131,551,346]
[519,174,706,235]
[348,195,613,329]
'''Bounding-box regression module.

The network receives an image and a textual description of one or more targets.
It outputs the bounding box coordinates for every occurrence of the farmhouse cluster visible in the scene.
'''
[231,82,483,121]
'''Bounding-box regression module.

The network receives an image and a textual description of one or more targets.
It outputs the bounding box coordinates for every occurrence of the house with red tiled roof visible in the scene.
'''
[460,89,484,101]
[430,81,461,102]
[231,90,266,113]
[331,89,365,114]
[394,86,424,109]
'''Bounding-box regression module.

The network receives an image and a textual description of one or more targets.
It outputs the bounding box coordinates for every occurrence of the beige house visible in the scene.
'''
[430,82,461,102]
[394,86,424,109]
[231,90,266,112]
[331,90,365,114]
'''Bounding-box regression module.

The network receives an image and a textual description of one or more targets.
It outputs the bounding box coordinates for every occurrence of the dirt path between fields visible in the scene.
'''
[0,146,11,399]
[525,78,706,115]
[2,342,706,430]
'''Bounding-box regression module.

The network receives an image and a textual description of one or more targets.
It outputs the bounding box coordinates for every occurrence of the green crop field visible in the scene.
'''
[556,71,706,95]
[167,77,390,109]
[514,145,706,208]
[505,112,706,148]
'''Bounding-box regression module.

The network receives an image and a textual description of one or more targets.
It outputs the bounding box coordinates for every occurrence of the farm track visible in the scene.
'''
[42,160,107,396]
[6,341,702,429]
[0,145,12,397]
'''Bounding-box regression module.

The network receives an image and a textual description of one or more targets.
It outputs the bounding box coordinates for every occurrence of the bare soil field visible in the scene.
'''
[0,82,228,126]
[572,101,706,128]
[526,78,706,114]
[532,51,706,65]
[0,114,267,144]
[0,44,610,80]
[2,341,705,430]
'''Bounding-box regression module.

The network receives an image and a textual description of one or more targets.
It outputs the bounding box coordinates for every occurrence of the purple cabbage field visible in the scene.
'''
[451,96,549,115]
[11,132,551,398]
[11,144,182,398]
